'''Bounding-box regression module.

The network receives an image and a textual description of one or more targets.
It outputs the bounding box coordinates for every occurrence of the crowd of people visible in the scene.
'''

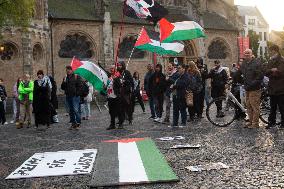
[0,45,283,131]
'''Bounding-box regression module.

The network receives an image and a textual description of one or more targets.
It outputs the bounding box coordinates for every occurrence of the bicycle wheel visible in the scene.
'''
[259,95,281,125]
[206,97,236,127]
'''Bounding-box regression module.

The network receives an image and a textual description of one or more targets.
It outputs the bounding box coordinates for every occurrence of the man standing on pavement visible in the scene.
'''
[241,49,264,128]
[206,60,228,117]
[18,74,34,129]
[61,66,83,130]
[144,64,156,119]
[265,45,284,129]
[163,62,179,124]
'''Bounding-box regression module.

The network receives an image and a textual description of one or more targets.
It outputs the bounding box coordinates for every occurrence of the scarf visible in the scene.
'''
[38,75,52,89]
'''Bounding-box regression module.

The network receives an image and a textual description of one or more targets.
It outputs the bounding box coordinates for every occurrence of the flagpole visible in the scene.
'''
[115,0,126,69]
[126,27,144,69]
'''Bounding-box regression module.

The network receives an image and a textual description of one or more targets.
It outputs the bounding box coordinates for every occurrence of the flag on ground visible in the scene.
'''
[135,28,184,55]
[71,58,108,93]
[123,0,168,24]
[90,138,178,187]
[159,18,206,43]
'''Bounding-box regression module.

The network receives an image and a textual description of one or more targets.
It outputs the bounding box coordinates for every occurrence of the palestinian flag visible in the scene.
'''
[135,28,184,55]
[123,0,168,24]
[159,18,206,43]
[71,58,108,93]
[90,138,178,187]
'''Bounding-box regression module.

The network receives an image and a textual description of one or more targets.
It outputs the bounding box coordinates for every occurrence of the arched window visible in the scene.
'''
[118,35,145,59]
[33,44,43,61]
[208,39,229,59]
[58,34,93,59]
[0,42,19,61]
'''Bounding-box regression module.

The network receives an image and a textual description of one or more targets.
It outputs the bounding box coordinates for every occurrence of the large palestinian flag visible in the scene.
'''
[159,18,206,43]
[123,0,168,23]
[135,28,184,55]
[71,58,108,93]
[90,138,178,187]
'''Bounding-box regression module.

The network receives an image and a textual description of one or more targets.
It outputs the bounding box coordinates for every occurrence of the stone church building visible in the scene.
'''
[0,0,241,96]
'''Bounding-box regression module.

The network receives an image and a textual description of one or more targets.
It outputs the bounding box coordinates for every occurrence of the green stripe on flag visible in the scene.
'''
[163,28,206,43]
[74,68,105,93]
[136,139,178,181]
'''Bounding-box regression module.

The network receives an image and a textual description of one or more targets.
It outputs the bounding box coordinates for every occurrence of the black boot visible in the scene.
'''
[106,125,115,130]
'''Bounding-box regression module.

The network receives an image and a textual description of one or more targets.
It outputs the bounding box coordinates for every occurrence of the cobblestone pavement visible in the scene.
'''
[1,105,284,189]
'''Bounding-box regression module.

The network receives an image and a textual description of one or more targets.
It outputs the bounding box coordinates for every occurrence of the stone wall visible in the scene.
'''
[205,29,239,70]
[51,20,103,93]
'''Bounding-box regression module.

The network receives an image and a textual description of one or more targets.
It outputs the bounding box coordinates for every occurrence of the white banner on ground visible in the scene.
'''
[6,149,97,179]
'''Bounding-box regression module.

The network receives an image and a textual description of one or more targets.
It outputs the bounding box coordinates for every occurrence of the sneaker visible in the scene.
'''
[148,116,156,120]
[154,117,161,122]
[10,120,15,124]
[4,122,8,125]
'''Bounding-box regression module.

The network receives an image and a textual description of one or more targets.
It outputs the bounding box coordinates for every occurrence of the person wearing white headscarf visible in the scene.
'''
[33,70,52,128]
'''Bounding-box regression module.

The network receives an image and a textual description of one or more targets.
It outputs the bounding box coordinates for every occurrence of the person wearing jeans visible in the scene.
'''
[81,81,93,120]
[144,64,156,118]
[172,64,190,127]
[61,66,83,130]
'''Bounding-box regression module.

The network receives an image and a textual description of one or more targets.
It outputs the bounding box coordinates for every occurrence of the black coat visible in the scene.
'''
[61,74,83,97]
[0,85,7,101]
[240,58,264,91]
[173,72,190,99]
[207,67,228,98]
[33,80,51,125]
[149,71,167,96]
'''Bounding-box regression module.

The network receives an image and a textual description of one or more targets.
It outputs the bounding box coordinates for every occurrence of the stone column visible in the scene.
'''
[21,32,33,75]
[102,1,114,68]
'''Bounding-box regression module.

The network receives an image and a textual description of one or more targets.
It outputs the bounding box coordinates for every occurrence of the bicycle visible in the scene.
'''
[206,83,281,127]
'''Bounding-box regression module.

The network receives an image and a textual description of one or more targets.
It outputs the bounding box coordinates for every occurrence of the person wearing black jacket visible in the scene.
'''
[117,61,134,125]
[61,66,83,130]
[171,64,190,127]
[106,66,124,130]
[149,64,166,123]
[240,49,264,128]
[230,63,246,119]
[265,45,284,129]
[49,76,59,123]
[207,60,228,117]
[132,71,145,113]
[0,78,7,125]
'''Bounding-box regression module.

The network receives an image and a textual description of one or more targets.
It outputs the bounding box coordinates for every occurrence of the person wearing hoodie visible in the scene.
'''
[0,78,7,125]
[149,64,167,123]
[117,61,134,125]
[265,45,284,129]
[18,74,34,129]
[206,60,229,118]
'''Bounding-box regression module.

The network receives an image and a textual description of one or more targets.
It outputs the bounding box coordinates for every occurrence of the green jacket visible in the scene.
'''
[18,81,34,101]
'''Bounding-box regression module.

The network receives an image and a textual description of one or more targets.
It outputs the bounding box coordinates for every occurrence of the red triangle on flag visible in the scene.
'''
[71,57,83,71]
[104,138,145,143]
[159,18,175,42]
[135,28,151,47]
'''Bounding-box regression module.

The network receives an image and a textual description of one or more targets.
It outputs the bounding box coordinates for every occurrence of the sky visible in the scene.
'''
[235,0,284,31]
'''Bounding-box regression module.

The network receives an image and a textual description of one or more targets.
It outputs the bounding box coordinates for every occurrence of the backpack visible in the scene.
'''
[189,74,203,94]
[81,82,89,98]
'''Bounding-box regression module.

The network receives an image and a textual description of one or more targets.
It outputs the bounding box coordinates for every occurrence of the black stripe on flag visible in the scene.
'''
[90,143,119,187]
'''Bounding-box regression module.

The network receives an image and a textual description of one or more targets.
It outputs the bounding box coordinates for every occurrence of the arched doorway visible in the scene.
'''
[166,40,197,66]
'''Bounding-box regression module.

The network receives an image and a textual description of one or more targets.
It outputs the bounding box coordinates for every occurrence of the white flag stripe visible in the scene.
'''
[173,21,203,32]
[150,40,184,53]
[118,142,148,182]
[80,61,108,84]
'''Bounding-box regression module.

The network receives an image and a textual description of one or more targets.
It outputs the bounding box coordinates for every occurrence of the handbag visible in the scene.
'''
[185,90,194,107]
